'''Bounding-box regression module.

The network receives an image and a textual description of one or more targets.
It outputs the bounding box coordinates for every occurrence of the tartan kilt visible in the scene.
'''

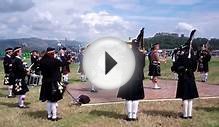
[40,80,65,102]
[12,78,29,95]
[117,80,145,100]
[148,64,161,76]
[3,74,15,86]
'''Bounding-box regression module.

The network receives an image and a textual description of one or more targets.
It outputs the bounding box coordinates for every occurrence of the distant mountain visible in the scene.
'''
[0,37,85,51]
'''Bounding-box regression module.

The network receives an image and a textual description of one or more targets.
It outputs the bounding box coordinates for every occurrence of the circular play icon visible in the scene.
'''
[83,37,135,90]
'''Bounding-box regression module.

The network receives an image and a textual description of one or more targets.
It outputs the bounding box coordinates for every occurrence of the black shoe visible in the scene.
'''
[91,89,98,93]
[132,118,138,121]
[51,117,62,121]
[7,95,16,98]
[18,105,29,109]
[188,116,192,119]
[180,115,188,119]
[47,117,52,120]
[125,117,132,121]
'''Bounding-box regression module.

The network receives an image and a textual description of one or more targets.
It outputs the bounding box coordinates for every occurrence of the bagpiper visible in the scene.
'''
[117,39,145,121]
[39,47,65,121]
[12,47,29,108]
[171,30,199,119]
[197,44,211,82]
[30,50,40,75]
[3,48,15,98]
[59,47,72,84]
[148,43,161,89]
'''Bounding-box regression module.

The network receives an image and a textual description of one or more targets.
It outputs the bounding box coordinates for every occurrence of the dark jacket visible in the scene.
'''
[117,48,145,100]
[31,55,40,75]
[197,50,211,73]
[12,56,29,95]
[171,48,199,100]
[39,54,64,102]
[60,55,71,74]
[3,55,14,85]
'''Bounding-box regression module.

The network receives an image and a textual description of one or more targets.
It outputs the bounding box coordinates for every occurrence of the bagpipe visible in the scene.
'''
[135,28,145,52]
[171,29,197,73]
[172,29,196,59]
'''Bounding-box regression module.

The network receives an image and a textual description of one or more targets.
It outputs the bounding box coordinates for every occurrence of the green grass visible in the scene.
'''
[0,58,219,127]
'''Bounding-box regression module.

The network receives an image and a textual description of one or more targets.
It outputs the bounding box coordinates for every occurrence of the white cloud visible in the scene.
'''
[80,11,133,40]
[176,22,196,32]
[81,11,124,27]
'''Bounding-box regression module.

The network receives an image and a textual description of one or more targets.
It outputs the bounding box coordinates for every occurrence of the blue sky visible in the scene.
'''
[0,0,218,41]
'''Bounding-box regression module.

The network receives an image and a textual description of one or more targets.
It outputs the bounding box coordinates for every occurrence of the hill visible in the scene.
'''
[0,37,84,51]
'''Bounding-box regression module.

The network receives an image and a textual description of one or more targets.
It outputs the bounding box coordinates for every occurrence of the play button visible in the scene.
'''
[105,51,117,75]
[83,37,135,90]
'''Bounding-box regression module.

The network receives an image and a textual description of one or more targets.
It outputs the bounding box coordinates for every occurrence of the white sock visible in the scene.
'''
[183,100,188,117]
[154,83,160,88]
[126,101,132,118]
[51,102,57,119]
[63,74,69,82]
[47,101,52,118]
[19,95,25,106]
[8,85,13,96]
[205,73,208,81]
[188,99,193,117]
[132,100,139,119]
[174,73,178,80]
[81,74,86,81]
[91,85,95,91]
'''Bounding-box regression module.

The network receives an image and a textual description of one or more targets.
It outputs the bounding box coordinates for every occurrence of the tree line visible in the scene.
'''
[144,35,219,51]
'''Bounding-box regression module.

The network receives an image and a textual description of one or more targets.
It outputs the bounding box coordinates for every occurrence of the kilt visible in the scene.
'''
[148,64,161,76]
[40,80,65,102]
[12,78,29,95]
[197,62,209,73]
[117,80,144,100]
[176,71,199,100]
[3,74,14,85]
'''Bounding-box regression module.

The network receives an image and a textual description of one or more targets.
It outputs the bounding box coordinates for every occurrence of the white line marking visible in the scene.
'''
[81,96,219,107]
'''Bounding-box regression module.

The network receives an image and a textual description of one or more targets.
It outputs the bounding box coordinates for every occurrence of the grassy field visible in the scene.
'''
[0,57,218,127]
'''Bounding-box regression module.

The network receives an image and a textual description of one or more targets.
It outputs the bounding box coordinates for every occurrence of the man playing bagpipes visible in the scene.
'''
[39,47,66,121]
[12,47,30,108]
[3,48,15,98]
[197,43,211,82]
[117,28,145,121]
[171,30,199,119]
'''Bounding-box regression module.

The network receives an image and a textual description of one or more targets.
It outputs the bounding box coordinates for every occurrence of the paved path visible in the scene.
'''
[67,80,219,104]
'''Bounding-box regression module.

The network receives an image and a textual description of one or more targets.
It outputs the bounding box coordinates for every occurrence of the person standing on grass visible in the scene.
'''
[171,42,199,119]
[59,47,72,84]
[117,39,145,121]
[148,43,161,89]
[197,44,211,82]
[39,47,65,121]
[78,47,87,82]
[3,48,15,98]
[12,47,30,108]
